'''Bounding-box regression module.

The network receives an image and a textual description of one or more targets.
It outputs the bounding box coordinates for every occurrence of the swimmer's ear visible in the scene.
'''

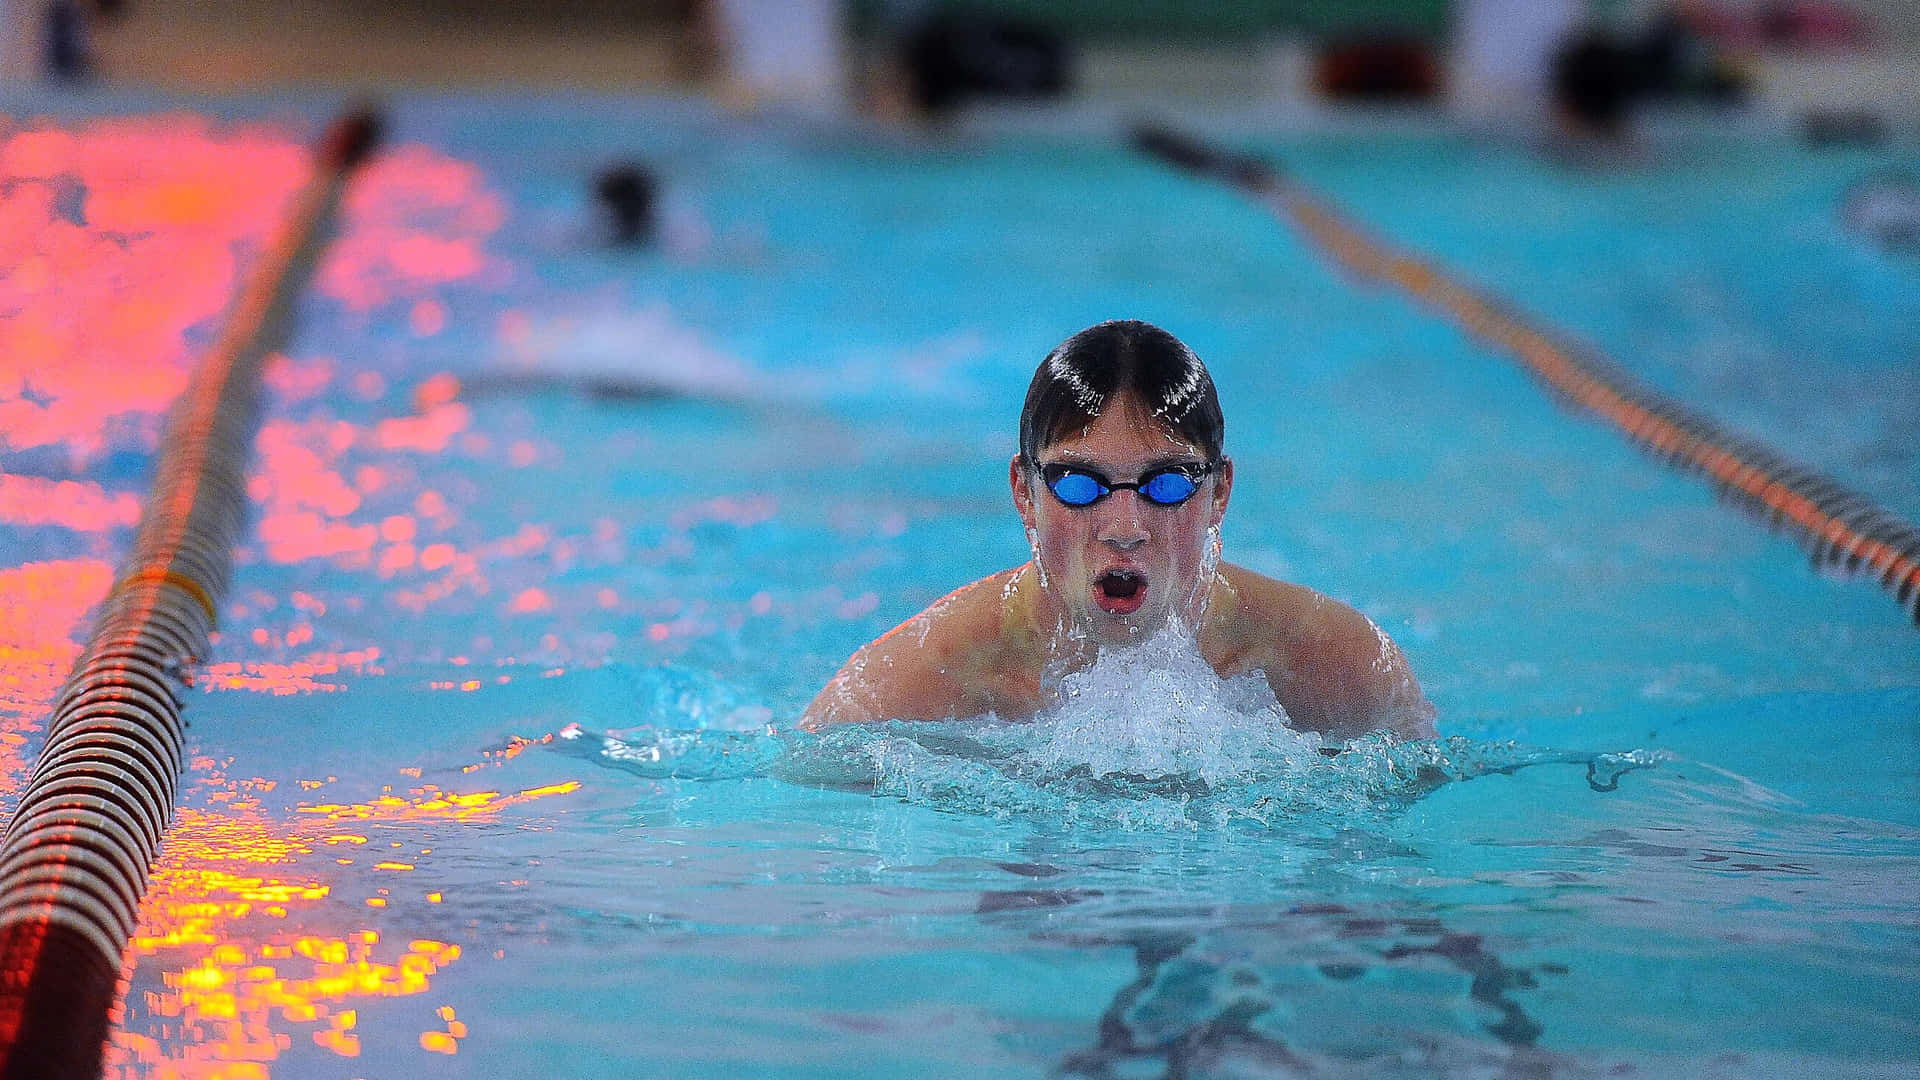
[1210,458,1233,527]
[1010,454,1037,530]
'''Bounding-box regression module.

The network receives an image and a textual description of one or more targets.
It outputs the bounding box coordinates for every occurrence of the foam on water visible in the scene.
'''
[556,629,1667,830]
[1029,622,1320,786]
[560,714,1664,832]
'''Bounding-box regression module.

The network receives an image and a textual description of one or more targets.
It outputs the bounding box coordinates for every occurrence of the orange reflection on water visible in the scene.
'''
[127,808,325,952]
[0,472,142,530]
[259,354,332,405]
[246,416,379,567]
[0,117,305,456]
[317,144,506,312]
[1,115,503,468]
[197,647,383,696]
[4,117,526,1073]
[370,401,471,454]
[297,779,579,824]
[243,398,479,576]
[506,587,551,614]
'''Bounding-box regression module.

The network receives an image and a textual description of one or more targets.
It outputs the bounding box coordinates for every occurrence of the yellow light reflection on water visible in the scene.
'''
[110,773,576,1078]
[1,113,523,1078]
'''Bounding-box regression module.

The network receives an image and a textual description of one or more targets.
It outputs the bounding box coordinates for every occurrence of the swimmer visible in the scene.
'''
[594,163,657,248]
[802,320,1437,741]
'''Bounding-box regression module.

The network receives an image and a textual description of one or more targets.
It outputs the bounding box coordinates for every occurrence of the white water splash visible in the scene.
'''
[1032,623,1322,786]
[497,302,755,399]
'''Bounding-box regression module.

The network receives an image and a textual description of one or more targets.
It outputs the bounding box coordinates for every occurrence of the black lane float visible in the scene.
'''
[0,106,383,1080]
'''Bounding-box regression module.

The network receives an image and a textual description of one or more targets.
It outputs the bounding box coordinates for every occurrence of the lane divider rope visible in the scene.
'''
[1132,125,1920,627]
[0,106,383,1080]
[107,569,218,625]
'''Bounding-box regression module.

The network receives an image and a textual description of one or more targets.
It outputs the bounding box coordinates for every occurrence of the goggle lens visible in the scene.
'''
[1049,471,1107,506]
[1139,470,1199,505]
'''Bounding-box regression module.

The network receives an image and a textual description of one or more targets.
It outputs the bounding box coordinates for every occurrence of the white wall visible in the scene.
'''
[1849,0,1920,47]
[1451,0,1587,127]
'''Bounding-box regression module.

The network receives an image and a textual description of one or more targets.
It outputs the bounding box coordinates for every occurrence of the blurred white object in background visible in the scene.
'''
[1451,0,1586,128]
[1257,37,1320,122]
[497,302,755,402]
[710,0,849,117]
[1842,170,1920,247]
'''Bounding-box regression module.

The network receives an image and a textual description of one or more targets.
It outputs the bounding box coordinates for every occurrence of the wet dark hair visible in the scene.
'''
[1018,320,1224,466]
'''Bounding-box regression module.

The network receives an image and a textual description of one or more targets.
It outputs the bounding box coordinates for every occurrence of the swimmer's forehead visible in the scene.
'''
[1041,446,1209,468]
[1036,402,1209,468]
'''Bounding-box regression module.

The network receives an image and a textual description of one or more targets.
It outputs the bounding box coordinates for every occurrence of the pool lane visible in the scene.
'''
[1134,125,1920,628]
[4,98,1918,1078]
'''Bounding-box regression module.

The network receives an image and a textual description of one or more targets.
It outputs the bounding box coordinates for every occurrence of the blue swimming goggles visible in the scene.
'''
[1038,461,1213,508]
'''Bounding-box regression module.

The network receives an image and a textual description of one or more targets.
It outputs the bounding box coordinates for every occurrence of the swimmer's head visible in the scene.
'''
[595,163,657,247]
[1017,320,1223,469]
[1011,321,1232,647]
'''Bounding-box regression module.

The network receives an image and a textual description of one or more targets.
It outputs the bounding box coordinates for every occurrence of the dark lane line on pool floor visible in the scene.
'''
[1132,125,1920,631]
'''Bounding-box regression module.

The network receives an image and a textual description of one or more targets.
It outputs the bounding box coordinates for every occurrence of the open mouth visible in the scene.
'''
[1092,569,1148,615]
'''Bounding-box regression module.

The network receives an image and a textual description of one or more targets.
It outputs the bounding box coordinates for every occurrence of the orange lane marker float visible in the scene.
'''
[1133,125,1920,627]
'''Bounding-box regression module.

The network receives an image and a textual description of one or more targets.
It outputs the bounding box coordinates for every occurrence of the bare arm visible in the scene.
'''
[1217,570,1437,741]
[799,621,952,729]
[1273,604,1436,740]
[799,571,1032,730]
[1350,621,1439,740]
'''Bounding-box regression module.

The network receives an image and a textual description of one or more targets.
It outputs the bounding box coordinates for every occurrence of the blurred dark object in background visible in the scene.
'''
[47,0,94,78]
[902,13,1070,119]
[1841,170,1920,248]
[1314,35,1440,100]
[1635,5,1748,103]
[595,163,658,247]
[1551,6,1759,141]
[670,0,724,83]
[1551,30,1638,138]
[1802,107,1887,145]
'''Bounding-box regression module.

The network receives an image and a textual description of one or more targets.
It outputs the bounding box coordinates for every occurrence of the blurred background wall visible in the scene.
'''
[21,0,695,90]
[1,0,1914,140]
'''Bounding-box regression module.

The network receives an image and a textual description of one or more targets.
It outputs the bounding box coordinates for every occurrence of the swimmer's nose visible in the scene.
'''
[1096,492,1150,549]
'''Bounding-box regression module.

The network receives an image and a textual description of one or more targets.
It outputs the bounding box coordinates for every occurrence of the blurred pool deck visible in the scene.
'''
[53,3,1917,143]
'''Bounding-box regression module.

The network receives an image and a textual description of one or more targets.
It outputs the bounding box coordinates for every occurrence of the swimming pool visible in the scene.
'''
[3,94,1917,1078]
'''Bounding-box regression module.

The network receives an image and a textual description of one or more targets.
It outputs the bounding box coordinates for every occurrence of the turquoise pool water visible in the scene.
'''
[2,96,1917,1077]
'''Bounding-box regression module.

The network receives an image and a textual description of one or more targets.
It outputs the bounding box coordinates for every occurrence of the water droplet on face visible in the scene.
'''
[1025,525,1049,589]
[1175,524,1225,631]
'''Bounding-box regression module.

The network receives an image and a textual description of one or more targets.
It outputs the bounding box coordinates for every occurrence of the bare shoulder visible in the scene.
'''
[799,567,1040,729]
[1210,563,1437,740]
